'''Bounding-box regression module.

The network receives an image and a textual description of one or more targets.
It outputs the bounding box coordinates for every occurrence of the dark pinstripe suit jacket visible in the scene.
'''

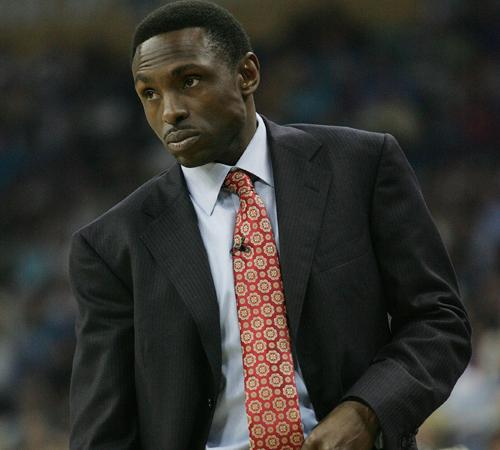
[69,117,471,450]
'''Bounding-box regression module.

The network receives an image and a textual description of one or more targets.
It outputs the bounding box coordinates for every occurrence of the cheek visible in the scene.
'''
[204,88,246,125]
[143,104,162,137]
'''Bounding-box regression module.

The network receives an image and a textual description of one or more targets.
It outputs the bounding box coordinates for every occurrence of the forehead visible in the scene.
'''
[132,27,215,75]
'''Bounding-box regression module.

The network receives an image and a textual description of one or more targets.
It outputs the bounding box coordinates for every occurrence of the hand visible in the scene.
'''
[301,400,380,450]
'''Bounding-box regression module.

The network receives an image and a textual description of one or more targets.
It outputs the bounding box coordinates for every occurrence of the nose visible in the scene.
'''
[161,93,188,125]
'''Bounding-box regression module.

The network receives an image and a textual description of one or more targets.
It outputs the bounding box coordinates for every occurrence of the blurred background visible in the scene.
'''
[0,0,499,449]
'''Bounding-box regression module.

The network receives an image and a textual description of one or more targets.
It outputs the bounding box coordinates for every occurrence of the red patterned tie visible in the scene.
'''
[224,169,304,450]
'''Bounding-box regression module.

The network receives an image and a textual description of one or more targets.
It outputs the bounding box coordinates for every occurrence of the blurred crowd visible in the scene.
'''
[0,1,499,449]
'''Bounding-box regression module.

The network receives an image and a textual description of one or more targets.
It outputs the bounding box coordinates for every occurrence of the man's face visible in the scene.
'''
[132,27,252,167]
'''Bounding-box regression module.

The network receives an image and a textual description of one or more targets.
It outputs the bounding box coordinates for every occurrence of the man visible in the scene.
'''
[68,1,471,449]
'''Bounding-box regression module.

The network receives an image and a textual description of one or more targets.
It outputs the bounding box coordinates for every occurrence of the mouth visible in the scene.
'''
[164,129,200,153]
[167,135,200,153]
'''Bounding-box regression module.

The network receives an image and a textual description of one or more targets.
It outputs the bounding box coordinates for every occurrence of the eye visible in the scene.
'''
[183,76,200,89]
[142,89,158,101]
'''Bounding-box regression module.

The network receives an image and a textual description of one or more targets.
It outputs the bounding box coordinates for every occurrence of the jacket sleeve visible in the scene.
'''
[343,134,472,449]
[68,230,140,450]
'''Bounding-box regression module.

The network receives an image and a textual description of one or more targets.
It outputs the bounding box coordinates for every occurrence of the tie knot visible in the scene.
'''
[223,169,255,197]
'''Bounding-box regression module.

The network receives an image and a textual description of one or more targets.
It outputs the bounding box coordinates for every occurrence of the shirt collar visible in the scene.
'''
[181,114,272,216]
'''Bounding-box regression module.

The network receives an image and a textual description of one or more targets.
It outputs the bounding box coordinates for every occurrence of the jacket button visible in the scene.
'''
[207,398,214,409]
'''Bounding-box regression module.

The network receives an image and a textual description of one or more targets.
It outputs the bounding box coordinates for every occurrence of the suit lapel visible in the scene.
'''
[264,118,332,342]
[140,164,221,390]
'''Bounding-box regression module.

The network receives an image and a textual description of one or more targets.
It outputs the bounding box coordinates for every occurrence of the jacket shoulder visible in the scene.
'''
[73,164,174,244]
[285,123,390,185]
[287,123,386,154]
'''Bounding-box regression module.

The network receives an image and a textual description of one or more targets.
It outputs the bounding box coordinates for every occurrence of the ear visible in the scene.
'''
[238,52,260,96]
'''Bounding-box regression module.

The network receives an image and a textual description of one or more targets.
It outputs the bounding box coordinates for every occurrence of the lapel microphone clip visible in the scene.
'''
[231,235,250,254]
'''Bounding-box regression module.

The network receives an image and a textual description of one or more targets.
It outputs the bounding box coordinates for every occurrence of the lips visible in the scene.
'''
[164,129,200,154]
[164,129,201,154]
[165,129,199,144]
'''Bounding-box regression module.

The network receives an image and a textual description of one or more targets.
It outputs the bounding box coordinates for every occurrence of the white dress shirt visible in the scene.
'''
[181,114,318,449]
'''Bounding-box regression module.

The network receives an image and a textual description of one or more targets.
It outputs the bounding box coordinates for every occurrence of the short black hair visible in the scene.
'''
[131,0,252,68]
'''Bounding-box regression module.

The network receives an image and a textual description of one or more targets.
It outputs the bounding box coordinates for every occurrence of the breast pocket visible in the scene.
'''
[312,228,371,273]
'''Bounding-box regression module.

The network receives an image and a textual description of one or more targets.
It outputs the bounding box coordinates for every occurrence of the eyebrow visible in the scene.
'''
[134,73,151,85]
[134,63,204,85]
[171,63,204,77]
